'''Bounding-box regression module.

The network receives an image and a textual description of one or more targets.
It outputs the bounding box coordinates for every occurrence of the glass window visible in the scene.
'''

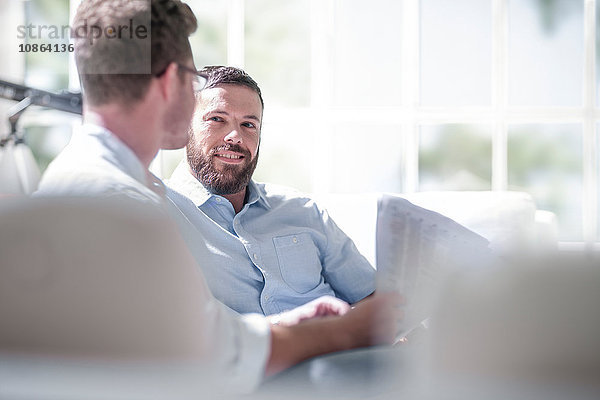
[596,1,600,107]
[420,0,492,106]
[508,0,583,106]
[0,1,25,82]
[23,0,71,91]
[508,124,582,241]
[332,0,403,108]
[4,0,595,244]
[252,118,313,192]
[14,0,74,175]
[419,124,492,191]
[187,0,228,68]
[245,0,311,107]
[323,123,403,193]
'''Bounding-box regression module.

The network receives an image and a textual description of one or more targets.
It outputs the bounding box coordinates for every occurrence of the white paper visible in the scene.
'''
[375,194,490,335]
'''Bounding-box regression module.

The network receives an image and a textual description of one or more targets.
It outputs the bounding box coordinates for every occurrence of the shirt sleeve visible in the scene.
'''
[318,206,376,304]
[199,298,271,393]
[165,195,271,393]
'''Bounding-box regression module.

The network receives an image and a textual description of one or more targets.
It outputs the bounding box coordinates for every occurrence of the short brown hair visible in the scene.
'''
[200,66,264,109]
[73,0,197,106]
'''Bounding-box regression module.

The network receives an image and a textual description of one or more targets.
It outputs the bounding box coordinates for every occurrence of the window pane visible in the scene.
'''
[508,0,583,106]
[332,0,403,108]
[13,0,74,175]
[508,124,582,241]
[596,2,600,107]
[188,0,228,67]
[1,1,25,81]
[245,0,311,107]
[419,124,492,191]
[420,0,492,106]
[326,124,402,193]
[24,0,70,90]
[252,119,313,193]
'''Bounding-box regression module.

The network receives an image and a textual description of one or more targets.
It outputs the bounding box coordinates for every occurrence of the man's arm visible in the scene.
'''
[316,206,376,304]
[354,291,375,304]
[265,294,399,376]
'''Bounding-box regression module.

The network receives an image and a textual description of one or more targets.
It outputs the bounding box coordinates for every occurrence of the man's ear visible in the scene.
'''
[155,62,179,101]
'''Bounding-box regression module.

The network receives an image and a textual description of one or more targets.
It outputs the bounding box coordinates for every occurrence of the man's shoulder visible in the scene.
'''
[165,185,197,210]
[253,181,323,211]
[35,155,159,205]
[255,181,308,201]
[37,171,150,202]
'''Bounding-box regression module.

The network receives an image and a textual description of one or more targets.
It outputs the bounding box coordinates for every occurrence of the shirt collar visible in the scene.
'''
[246,180,271,209]
[78,123,145,184]
[168,160,212,206]
[168,160,271,210]
[78,123,166,198]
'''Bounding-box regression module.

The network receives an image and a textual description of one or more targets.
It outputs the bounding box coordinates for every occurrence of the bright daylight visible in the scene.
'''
[1,1,599,399]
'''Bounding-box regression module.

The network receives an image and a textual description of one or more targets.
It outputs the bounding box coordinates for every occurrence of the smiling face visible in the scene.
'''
[186,84,262,195]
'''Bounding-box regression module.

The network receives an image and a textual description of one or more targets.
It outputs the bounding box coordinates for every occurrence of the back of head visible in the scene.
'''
[73,0,197,106]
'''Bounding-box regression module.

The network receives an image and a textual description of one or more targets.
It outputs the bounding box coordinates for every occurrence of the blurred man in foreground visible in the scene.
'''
[35,0,399,393]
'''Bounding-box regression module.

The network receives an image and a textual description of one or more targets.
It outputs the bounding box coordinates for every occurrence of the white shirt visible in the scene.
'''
[35,123,270,393]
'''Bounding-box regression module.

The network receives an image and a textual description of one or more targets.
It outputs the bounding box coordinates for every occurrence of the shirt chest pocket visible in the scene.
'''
[273,233,323,294]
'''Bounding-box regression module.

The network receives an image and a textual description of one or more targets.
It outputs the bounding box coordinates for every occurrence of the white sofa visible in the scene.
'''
[313,191,558,266]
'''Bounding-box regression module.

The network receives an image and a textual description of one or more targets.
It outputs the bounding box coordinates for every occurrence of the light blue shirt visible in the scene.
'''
[166,162,375,315]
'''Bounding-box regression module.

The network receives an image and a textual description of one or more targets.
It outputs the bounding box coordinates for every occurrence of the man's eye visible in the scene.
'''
[242,122,256,129]
[208,116,223,122]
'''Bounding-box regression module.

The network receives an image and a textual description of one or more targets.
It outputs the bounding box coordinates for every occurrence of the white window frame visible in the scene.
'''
[303,0,598,246]
[71,0,597,246]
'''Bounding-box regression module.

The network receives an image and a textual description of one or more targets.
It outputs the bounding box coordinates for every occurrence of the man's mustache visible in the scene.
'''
[209,144,251,159]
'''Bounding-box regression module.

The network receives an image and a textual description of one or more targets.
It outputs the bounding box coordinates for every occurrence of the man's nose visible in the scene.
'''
[223,129,242,144]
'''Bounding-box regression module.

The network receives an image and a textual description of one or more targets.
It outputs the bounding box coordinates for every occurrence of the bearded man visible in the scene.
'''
[167,66,375,316]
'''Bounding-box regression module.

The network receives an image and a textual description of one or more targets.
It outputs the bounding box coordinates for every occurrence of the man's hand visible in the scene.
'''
[267,295,350,327]
[338,292,403,348]
[265,293,403,376]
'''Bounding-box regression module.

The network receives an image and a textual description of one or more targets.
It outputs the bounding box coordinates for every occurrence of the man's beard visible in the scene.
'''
[187,142,259,196]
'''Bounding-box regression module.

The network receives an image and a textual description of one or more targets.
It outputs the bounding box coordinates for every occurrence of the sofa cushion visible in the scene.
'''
[315,191,549,265]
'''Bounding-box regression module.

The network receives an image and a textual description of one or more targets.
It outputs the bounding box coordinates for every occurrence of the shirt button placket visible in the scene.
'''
[254,252,271,313]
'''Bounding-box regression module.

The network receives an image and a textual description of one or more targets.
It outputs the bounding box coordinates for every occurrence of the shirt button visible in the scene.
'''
[215,197,221,203]
[253,253,258,260]
[292,236,298,243]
